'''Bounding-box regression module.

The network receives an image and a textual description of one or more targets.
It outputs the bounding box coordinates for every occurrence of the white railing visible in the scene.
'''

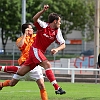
[50,68,100,83]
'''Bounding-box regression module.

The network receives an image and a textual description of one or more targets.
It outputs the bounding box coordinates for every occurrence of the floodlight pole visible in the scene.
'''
[21,0,26,25]
[94,0,99,70]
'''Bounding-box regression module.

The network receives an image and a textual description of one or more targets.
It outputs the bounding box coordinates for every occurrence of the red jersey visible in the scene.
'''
[33,19,65,53]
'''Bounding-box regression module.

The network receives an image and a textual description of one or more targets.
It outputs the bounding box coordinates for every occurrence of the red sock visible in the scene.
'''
[0,66,2,70]
[0,66,18,74]
[53,84,59,90]
[45,69,59,90]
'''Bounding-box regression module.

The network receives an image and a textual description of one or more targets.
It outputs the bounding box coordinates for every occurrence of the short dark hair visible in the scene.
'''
[48,13,60,23]
[22,23,31,34]
[22,23,34,34]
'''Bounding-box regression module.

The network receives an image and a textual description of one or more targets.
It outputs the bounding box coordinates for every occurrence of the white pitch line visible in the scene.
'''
[1,90,38,93]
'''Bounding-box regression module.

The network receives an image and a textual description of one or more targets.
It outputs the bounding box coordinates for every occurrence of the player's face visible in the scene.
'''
[28,25,33,35]
[55,17,61,29]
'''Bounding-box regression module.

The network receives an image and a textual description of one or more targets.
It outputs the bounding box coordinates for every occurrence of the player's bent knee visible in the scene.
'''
[17,72,25,76]
[43,62,51,69]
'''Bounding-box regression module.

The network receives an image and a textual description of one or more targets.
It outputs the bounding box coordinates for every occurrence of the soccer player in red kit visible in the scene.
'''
[0,5,66,95]
[16,5,66,95]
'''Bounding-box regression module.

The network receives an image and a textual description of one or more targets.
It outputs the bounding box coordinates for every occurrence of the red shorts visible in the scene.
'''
[23,46,47,70]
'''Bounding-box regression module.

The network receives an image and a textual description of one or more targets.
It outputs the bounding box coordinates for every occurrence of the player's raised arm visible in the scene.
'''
[33,5,49,23]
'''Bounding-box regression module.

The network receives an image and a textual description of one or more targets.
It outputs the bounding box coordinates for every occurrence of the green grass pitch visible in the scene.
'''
[0,81,100,100]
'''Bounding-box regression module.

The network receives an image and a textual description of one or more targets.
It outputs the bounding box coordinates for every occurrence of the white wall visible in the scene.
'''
[67,30,82,39]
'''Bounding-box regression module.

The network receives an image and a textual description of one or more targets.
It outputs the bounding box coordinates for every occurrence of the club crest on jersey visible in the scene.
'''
[43,33,54,40]
[43,33,49,38]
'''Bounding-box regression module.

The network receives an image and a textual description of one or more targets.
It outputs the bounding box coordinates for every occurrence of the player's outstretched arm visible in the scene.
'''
[33,5,49,23]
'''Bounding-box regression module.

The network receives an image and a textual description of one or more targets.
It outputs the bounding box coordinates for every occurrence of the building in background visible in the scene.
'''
[0,29,95,56]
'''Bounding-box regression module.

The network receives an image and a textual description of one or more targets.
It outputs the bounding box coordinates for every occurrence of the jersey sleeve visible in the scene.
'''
[16,37,26,51]
[56,28,65,45]
[34,19,48,30]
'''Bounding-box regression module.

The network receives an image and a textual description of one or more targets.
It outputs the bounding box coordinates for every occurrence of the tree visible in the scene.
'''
[27,0,95,41]
[0,0,21,54]
[0,0,95,54]
[0,0,44,54]
[27,0,94,56]
[26,0,44,24]
[46,0,95,40]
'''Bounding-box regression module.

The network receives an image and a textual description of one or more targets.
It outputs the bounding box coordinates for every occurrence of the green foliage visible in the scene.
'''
[0,0,21,33]
[0,0,95,53]
[26,0,43,23]
[0,0,21,53]
[32,0,95,40]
